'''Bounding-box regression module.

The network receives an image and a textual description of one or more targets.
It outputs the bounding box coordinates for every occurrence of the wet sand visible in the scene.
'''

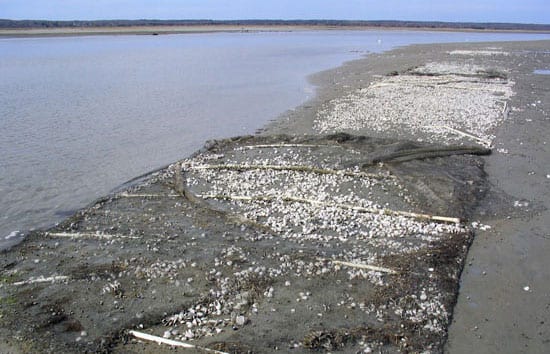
[443,42,550,353]
[1,39,549,353]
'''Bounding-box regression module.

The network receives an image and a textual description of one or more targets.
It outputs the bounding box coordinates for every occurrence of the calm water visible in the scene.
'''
[1,30,549,249]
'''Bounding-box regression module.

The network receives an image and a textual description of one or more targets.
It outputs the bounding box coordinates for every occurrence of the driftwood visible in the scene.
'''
[189,164,393,180]
[235,143,329,150]
[45,232,140,240]
[118,192,179,198]
[437,125,492,147]
[198,194,461,224]
[173,162,185,196]
[322,259,397,274]
[128,330,229,353]
[235,143,361,155]
[12,275,70,286]
[366,145,491,166]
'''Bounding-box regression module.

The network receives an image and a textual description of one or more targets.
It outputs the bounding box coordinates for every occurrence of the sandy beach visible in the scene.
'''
[1,39,549,353]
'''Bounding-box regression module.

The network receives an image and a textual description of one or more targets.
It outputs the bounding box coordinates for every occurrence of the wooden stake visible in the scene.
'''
[199,194,460,224]
[174,162,185,196]
[46,232,140,240]
[434,125,492,147]
[118,192,179,198]
[235,144,326,150]
[190,164,392,180]
[320,259,397,274]
[235,143,362,155]
[128,330,229,354]
[13,275,69,286]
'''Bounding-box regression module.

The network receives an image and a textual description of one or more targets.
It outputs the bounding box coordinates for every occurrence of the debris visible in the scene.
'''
[322,259,397,274]
[235,143,331,150]
[190,163,393,180]
[128,330,229,353]
[45,232,140,240]
[436,125,493,147]
[513,200,529,208]
[1,133,485,352]
[235,315,248,326]
[199,193,460,224]
[315,62,514,147]
[448,50,510,56]
[118,192,179,198]
[12,275,69,286]
[471,222,491,231]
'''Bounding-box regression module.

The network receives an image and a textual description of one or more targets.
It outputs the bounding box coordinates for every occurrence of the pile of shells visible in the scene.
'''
[162,140,471,346]
[314,62,514,147]
[449,49,510,56]
[1,134,484,353]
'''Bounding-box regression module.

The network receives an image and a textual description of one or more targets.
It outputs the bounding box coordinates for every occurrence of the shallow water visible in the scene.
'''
[1,30,549,249]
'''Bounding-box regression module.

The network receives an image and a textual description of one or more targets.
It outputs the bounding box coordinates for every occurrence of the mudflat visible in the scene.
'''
[269,39,550,353]
[1,40,549,353]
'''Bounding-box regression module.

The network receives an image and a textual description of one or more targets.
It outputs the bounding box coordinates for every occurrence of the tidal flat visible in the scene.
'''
[1,40,549,353]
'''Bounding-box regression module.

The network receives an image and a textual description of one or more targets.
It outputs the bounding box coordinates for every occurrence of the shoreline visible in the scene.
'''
[2,24,550,38]
[264,39,549,137]
[1,39,549,352]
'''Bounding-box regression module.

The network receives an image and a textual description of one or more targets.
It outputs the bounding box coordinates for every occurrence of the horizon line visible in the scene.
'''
[1,19,549,26]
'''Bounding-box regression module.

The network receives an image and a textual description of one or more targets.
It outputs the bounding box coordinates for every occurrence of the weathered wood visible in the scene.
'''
[128,330,229,353]
[190,163,393,180]
[199,194,461,224]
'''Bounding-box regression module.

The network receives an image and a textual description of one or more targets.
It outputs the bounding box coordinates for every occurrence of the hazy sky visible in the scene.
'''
[1,0,548,24]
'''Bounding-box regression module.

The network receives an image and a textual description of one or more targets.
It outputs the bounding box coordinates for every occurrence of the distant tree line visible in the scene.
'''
[1,19,549,31]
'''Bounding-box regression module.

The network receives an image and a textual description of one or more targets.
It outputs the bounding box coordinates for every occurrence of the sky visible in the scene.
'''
[0,0,548,24]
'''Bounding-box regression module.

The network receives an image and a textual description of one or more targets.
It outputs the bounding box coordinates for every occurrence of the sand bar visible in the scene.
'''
[1,39,549,353]
[2,24,549,38]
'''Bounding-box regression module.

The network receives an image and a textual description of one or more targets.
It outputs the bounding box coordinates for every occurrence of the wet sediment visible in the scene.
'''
[2,40,549,353]
[1,134,487,353]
